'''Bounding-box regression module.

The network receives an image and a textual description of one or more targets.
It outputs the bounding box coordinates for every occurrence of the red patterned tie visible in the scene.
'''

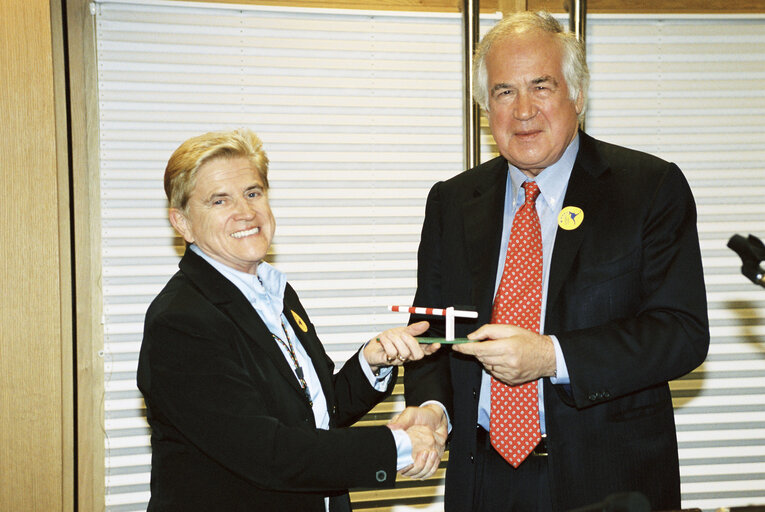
[489,181,543,468]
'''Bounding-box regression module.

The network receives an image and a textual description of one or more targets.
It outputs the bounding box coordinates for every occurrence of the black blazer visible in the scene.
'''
[138,249,398,512]
[405,132,710,511]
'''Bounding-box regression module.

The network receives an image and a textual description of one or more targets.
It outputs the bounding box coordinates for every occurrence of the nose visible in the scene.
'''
[513,92,537,121]
[232,197,256,219]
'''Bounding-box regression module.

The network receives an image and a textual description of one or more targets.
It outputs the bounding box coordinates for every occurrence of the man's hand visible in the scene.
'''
[397,425,444,479]
[363,321,440,373]
[452,324,556,386]
[388,404,448,479]
[388,404,448,440]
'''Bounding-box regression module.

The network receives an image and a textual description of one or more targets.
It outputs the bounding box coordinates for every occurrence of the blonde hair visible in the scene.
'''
[164,128,269,211]
[473,11,589,121]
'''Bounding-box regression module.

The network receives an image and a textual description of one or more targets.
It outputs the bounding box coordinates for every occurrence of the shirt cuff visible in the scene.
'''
[357,346,393,391]
[391,428,414,470]
[549,334,570,385]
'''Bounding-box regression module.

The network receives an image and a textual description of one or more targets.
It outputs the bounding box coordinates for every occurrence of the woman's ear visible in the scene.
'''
[169,208,194,243]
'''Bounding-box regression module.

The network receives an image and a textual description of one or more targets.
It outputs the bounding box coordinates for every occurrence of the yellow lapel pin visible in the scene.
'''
[558,206,584,230]
[291,310,308,333]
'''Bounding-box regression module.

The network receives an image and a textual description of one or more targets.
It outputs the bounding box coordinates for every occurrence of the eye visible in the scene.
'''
[493,88,515,100]
[212,198,225,206]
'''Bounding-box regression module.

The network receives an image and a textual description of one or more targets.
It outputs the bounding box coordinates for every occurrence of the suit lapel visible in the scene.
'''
[179,250,311,404]
[462,157,509,320]
[546,132,609,316]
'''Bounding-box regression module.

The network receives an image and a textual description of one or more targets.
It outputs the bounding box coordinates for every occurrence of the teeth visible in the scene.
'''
[231,227,260,239]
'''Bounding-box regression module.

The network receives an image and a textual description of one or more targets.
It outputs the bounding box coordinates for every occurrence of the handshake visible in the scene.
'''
[386,403,448,480]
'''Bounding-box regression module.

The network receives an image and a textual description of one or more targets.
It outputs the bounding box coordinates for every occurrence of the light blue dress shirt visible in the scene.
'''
[476,136,578,434]
[188,245,413,506]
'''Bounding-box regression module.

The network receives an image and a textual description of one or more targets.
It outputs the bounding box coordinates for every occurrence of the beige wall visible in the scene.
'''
[0,0,73,511]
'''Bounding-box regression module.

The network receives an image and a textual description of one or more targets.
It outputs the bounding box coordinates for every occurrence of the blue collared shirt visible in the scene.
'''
[476,136,578,434]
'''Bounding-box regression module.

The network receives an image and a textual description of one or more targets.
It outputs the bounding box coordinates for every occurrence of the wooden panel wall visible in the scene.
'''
[0,1,73,511]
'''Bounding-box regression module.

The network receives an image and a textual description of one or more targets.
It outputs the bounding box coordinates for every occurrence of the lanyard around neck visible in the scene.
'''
[271,318,313,407]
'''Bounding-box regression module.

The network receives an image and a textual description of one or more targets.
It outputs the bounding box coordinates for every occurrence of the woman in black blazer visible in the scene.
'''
[137,128,445,512]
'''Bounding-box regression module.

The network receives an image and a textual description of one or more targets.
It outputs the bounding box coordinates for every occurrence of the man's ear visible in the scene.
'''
[575,90,585,115]
[169,208,194,243]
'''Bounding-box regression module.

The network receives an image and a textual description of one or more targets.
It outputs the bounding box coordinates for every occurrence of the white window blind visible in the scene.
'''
[96,1,462,509]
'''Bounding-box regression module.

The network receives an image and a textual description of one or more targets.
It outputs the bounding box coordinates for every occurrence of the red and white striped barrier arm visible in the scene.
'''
[388,305,478,318]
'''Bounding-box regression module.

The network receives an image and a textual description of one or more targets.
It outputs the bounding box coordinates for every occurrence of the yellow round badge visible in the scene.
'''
[291,310,309,333]
[558,206,584,231]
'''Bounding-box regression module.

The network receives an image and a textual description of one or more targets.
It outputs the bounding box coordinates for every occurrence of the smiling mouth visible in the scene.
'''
[230,227,260,239]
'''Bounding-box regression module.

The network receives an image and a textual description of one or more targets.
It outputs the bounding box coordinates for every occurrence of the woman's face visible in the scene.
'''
[170,156,275,274]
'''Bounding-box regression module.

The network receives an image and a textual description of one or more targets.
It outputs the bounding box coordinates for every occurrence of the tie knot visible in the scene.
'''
[523,181,540,206]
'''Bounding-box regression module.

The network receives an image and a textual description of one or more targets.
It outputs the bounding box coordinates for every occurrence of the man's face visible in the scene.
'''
[485,30,583,177]
[170,156,275,274]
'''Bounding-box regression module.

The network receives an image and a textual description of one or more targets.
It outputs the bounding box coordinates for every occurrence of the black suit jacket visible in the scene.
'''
[137,249,398,512]
[405,132,710,511]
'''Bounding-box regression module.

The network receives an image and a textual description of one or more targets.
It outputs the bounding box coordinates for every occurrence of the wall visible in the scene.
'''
[0,0,74,511]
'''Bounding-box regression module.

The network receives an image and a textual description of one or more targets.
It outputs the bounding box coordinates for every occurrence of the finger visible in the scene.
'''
[413,451,440,480]
[398,463,414,476]
[451,341,482,355]
[405,320,430,336]
[423,451,441,479]
[388,335,415,363]
[379,328,418,363]
[376,335,402,363]
[387,407,415,430]
[467,323,516,341]
[404,450,431,479]
[423,342,441,355]
[401,335,426,361]
[393,329,426,361]
[399,452,426,478]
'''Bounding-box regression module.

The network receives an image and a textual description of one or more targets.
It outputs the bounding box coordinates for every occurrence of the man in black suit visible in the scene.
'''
[392,11,710,511]
[137,128,445,512]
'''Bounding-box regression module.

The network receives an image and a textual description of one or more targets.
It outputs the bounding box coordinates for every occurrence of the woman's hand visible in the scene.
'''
[363,321,440,372]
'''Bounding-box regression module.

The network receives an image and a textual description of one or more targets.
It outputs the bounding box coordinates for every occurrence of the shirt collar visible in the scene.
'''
[508,134,579,211]
[189,244,286,307]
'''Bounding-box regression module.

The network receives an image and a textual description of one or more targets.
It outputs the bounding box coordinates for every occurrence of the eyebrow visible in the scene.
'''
[244,184,265,196]
[204,191,230,203]
[531,75,558,87]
